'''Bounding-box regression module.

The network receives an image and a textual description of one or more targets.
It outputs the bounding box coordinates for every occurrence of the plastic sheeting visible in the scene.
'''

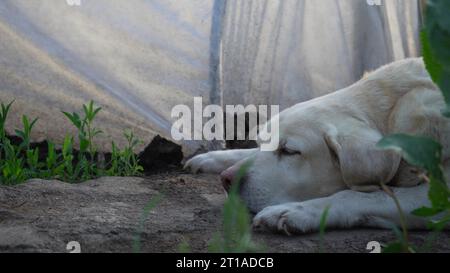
[0,0,422,156]
[220,0,422,108]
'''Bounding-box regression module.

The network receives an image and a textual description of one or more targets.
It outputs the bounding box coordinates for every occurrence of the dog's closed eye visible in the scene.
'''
[278,147,302,156]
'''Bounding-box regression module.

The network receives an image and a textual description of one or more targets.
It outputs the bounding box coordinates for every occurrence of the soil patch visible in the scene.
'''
[0,173,449,253]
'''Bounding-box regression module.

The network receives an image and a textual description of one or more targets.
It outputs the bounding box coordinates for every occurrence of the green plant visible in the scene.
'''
[208,161,262,253]
[63,101,102,157]
[0,100,144,185]
[63,100,102,180]
[318,205,330,253]
[0,101,29,185]
[107,130,144,177]
[41,141,63,179]
[0,101,14,168]
[375,0,450,252]
[0,101,13,143]
[378,135,450,230]
[15,115,38,151]
[16,115,42,177]
[422,0,450,117]
[60,135,76,182]
[1,139,26,185]
[378,182,415,253]
[133,194,164,253]
[62,102,144,181]
[178,238,192,253]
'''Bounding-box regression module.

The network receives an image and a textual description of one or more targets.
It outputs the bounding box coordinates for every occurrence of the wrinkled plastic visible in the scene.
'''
[0,0,421,157]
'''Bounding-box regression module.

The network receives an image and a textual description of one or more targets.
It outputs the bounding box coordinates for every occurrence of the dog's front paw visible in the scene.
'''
[252,203,325,235]
[184,152,227,174]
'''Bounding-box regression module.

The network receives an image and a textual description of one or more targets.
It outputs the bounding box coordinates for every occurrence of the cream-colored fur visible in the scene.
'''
[185,58,450,234]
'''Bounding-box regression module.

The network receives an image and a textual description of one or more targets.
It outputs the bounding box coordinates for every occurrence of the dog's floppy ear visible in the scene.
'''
[324,126,401,192]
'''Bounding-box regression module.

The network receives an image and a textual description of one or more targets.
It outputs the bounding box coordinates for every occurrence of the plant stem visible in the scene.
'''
[381,183,410,252]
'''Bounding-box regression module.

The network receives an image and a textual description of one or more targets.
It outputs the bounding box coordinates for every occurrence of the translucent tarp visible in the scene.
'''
[0,0,422,157]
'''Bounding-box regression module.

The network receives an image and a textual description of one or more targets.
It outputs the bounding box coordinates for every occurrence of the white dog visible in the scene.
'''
[185,58,450,234]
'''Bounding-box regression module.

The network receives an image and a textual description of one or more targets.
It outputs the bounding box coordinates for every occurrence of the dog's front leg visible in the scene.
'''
[253,184,432,234]
[184,148,258,174]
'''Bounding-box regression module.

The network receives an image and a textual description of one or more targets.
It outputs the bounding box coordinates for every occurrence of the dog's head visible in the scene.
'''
[221,101,401,213]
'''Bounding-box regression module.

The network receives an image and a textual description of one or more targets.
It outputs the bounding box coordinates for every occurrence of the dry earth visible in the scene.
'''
[0,172,449,253]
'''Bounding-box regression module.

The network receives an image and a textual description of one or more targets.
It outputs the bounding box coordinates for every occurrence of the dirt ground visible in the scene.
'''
[0,171,449,253]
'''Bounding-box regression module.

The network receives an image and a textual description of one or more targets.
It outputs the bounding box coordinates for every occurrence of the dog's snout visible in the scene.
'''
[220,167,235,192]
[220,159,250,192]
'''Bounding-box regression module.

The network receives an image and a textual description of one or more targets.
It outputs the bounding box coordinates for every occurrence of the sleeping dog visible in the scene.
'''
[185,58,450,234]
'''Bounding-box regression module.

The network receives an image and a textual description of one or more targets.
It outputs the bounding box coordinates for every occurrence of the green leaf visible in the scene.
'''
[79,138,89,152]
[14,130,25,140]
[83,104,89,117]
[423,0,450,116]
[439,75,450,117]
[93,107,102,118]
[382,242,405,253]
[22,115,29,130]
[178,239,191,253]
[428,212,450,231]
[426,0,450,65]
[62,111,82,128]
[319,206,330,235]
[62,135,74,161]
[377,134,442,174]
[212,160,261,253]
[29,117,38,131]
[412,206,440,217]
[421,30,443,84]
[0,100,14,122]
[46,141,57,168]
[428,175,450,210]
[318,205,330,253]
[378,134,450,218]
[428,0,450,30]
[133,194,163,253]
